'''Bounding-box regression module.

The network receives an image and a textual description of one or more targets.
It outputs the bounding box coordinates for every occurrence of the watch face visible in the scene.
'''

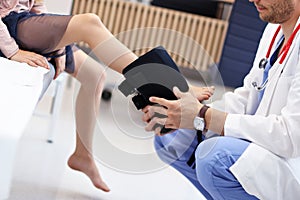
[193,116,205,131]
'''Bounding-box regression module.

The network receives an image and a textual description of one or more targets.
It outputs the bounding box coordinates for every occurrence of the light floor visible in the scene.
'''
[8,68,217,200]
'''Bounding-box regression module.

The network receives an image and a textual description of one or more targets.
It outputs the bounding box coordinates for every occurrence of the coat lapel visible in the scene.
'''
[256,21,300,115]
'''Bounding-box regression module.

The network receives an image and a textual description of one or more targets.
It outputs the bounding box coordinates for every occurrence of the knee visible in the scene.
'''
[195,137,222,188]
[76,13,105,31]
[86,64,106,97]
[80,13,103,25]
[76,59,107,96]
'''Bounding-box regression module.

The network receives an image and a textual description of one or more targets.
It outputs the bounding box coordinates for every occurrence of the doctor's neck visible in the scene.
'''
[279,0,300,41]
[280,15,299,42]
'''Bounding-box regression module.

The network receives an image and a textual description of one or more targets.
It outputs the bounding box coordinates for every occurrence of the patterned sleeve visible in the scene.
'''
[0,19,18,58]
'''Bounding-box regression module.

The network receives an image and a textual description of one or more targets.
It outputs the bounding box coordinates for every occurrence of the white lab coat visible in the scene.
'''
[214,18,300,199]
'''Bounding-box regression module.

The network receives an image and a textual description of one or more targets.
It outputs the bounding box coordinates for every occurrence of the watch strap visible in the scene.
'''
[199,105,210,118]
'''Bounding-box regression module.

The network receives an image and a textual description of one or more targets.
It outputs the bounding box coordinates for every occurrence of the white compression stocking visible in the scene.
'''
[91,36,138,73]
[74,54,106,150]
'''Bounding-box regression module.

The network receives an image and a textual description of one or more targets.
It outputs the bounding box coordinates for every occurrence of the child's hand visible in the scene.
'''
[190,85,215,101]
[10,49,49,69]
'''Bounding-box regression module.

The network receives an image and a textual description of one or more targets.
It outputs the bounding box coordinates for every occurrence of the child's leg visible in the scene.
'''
[55,13,138,73]
[67,49,109,192]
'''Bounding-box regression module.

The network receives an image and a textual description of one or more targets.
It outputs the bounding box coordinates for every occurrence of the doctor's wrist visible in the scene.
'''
[205,108,227,136]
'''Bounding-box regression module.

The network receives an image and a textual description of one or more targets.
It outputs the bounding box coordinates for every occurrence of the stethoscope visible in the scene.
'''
[252,24,300,91]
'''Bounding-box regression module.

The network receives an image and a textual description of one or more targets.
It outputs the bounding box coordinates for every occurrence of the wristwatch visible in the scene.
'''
[193,105,210,131]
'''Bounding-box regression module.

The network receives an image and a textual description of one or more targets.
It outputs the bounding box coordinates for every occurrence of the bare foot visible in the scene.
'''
[67,153,110,192]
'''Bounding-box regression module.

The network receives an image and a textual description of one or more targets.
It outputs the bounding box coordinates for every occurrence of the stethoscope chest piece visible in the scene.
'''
[259,58,268,69]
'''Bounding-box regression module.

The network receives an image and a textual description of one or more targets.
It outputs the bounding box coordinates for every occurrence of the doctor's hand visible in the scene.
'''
[10,49,49,69]
[142,104,169,135]
[142,87,202,135]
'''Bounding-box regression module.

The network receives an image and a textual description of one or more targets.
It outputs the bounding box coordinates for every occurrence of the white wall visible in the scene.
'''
[44,0,73,14]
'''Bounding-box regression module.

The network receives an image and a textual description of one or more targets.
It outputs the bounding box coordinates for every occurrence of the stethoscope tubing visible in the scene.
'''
[252,24,300,91]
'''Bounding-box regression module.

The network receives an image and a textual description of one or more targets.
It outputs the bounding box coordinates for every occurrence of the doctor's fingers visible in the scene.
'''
[142,105,162,123]
[144,117,167,132]
[149,96,176,108]
[142,105,151,113]
[142,106,167,123]
[142,111,150,123]
[148,105,168,118]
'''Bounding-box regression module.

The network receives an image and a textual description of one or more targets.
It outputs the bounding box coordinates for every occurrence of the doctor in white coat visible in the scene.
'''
[142,0,300,199]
